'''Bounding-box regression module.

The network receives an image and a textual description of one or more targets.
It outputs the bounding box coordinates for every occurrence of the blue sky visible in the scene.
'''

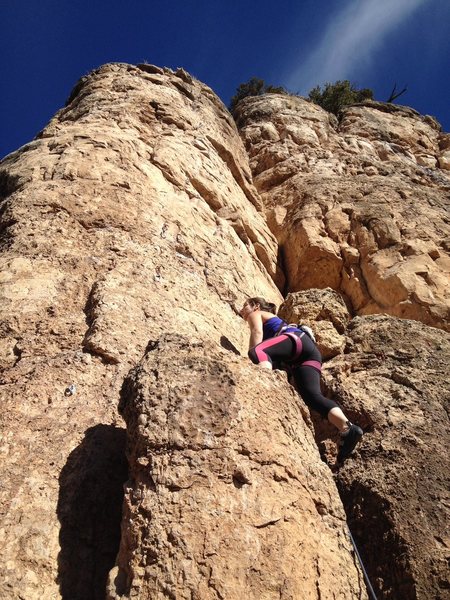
[1,0,449,159]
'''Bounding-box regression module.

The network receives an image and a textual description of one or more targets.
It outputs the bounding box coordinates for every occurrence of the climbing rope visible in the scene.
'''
[348,528,378,600]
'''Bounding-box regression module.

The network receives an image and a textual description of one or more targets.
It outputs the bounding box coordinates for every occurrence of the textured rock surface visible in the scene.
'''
[236,96,450,331]
[0,63,281,599]
[1,62,449,600]
[108,335,366,599]
[319,316,450,600]
[278,288,350,358]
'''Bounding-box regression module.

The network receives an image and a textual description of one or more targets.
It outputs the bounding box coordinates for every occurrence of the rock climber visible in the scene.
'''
[240,296,363,462]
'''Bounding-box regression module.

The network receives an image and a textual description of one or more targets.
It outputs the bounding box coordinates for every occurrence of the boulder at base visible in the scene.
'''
[108,334,368,600]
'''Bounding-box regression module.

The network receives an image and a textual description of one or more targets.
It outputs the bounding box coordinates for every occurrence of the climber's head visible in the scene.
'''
[239,297,276,319]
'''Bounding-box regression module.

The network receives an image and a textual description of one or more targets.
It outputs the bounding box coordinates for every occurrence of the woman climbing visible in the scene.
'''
[240,296,363,462]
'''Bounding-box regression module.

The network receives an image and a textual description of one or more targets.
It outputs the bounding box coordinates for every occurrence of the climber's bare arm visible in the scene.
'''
[247,311,263,349]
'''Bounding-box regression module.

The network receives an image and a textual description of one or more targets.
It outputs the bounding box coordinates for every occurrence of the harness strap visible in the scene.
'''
[299,359,322,371]
[274,322,288,336]
[281,332,322,371]
[283,331,304,362]
[274,323,319,366]
[274,322,299,336]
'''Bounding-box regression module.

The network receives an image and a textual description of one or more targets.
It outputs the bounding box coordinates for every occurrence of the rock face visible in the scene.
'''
[1,63,449,600]
[108,334,366,600]
[278,288,350,358]
[320,316,450,600]
[236,96,450,331]
[0,63,281,599]
[276,283,449,599]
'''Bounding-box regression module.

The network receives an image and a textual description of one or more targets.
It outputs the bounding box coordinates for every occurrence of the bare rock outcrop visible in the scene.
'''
[278,288,350,358]
[319,316,450,599]
[108,335,367,599]
[0,63,282,599]
[236,96,450,331]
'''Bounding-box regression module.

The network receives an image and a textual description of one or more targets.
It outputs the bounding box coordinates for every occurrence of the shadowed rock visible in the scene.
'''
[320,315,450,599]
[57,425,128,600]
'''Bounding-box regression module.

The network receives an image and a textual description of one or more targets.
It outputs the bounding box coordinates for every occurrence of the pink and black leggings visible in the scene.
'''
[248,333,339,418]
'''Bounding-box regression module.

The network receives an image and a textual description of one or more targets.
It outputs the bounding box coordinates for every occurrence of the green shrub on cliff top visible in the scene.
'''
[308,80,374,115]
[229,77,288,114]
[229,78,374,118]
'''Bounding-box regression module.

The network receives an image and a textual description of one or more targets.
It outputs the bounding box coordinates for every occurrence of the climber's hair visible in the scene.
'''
[246,297,277,314]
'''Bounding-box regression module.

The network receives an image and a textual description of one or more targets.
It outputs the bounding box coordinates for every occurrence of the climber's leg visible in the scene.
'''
[328,406,351,432]
[291,365,339,418]
[248,335,295,370]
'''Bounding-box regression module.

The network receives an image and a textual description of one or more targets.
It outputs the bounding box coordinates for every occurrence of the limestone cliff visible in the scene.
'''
[0,63,448,600]
[0,63,281,599]
[236,95,450,330]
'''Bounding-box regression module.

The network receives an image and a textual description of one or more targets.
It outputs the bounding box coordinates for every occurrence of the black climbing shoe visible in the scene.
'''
[338,424,363,462]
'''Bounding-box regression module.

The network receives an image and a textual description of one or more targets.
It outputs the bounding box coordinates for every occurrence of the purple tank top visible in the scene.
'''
[263,316,285,340]
[263,316,301,340]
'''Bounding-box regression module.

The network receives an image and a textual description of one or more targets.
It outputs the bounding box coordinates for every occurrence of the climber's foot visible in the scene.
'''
[337,424,363,462]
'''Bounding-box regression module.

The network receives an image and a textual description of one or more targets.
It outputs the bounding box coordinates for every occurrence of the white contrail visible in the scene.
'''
[285,0,429,94]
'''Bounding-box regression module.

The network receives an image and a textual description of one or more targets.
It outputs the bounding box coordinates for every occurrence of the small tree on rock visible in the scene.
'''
[308,80,373,115]
[229,77,288,114]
